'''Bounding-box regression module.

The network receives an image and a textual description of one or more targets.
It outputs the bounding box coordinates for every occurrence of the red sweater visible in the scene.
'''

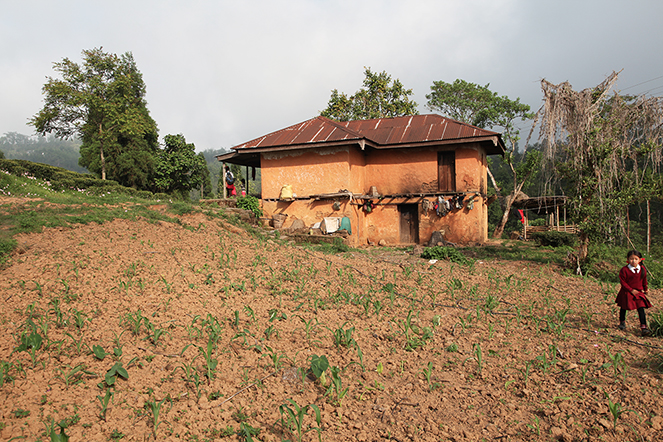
[615,265,651,310]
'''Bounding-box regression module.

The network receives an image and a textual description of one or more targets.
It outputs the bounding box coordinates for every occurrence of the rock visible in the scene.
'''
[551,426,568,441]
[651,415,663,430]
[427,230,446,247]
[286,218,306,233]
[412,244,424,255]
[378,239,387,246]
[598,418,612,429]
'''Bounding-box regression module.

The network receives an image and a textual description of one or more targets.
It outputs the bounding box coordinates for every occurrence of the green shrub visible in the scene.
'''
[236,195,263,219]
[529,218,546,226]
[421,246,473,265]
[530,231,577,248]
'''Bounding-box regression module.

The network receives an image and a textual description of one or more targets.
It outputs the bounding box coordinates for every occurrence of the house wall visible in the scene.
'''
[261,147,351,199]
[259,143,490,246]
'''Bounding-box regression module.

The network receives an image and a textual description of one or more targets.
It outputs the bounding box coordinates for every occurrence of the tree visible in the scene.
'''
[320,68,418,121]
[154,134,207,198]
[30,48,159,187]
[426,79,535,237]
[197,152,213,198]
[536,71,663,263]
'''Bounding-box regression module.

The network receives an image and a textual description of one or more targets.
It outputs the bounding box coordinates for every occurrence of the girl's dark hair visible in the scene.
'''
[627,250,643,259]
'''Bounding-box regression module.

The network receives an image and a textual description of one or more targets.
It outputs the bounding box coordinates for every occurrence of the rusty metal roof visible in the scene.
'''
[224,114,505,160]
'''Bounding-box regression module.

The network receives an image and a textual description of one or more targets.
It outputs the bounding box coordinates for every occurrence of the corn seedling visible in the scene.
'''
[237,421,261,442]
[278,399,322,442]
[97,387,114,421]
[145,395,171,439]
[330,322,357,349]
[0,361,15,387]
[263,346,290,371]
[55,363,95,386]
[122,310,146,336]
[606,394,637,429]
[64,332,88,355]
[326,366,349,406]
[421,361,440,391]
[534,345,558,375]
[144,321,169,347]
[526,416,540,436]
[296,316,323,345]
[178,358,203,399]
[14,321,43,367]
[604,345,627,382]
[199,336,219,380]
[264,324,280,340]
[48,298,67,328]
[473,343,483,374]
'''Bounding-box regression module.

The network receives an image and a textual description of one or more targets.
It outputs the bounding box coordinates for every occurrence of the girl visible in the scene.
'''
[615,250,652,336]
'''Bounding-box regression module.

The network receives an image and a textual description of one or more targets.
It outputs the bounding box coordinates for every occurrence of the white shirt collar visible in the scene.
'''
[628,264,641,273]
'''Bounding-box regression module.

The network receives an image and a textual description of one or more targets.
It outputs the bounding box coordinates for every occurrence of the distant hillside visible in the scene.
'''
[0,132,88,173]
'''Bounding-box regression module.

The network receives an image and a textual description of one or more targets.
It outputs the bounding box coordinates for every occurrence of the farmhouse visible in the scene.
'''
[217,114,505,246]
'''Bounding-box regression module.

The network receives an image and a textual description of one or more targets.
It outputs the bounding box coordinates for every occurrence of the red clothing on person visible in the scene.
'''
[615,265,652,310]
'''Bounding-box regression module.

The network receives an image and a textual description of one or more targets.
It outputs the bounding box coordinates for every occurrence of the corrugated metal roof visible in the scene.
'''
[230,114,505,154]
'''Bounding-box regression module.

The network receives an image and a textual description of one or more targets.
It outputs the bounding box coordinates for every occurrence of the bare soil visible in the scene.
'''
[1,205,663,441]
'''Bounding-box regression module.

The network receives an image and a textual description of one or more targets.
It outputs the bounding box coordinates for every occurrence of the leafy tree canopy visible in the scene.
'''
[426,79,532,131]
[30,47,158,188]
[154,134,207,198]
[320,68,418,121]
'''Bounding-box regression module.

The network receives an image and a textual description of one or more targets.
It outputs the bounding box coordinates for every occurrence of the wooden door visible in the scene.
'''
[399,204,419,244]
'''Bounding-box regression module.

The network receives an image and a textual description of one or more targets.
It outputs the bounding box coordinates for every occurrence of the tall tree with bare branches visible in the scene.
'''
[536,71,663,263]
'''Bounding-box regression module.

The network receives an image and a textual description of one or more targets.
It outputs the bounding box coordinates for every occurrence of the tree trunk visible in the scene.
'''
[99,124,106,180]
[578,231,589,262]
[486,166,501,197]
[493,193,516,238]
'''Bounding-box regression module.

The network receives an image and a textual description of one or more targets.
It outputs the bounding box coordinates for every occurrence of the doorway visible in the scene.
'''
[398,204,419,244]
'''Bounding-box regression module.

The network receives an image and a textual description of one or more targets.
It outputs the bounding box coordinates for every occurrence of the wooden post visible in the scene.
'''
[647,200,651,255]
[222,163,227,199]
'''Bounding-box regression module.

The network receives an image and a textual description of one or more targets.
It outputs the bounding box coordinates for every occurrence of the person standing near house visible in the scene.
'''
[224,164,236,197]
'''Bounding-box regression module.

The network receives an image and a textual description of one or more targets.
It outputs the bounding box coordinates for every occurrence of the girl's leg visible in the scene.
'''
[638,307,651,336]
[619,309,627,323]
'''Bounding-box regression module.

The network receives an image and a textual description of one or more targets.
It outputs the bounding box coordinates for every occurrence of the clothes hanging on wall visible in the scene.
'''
[422,199,432,215]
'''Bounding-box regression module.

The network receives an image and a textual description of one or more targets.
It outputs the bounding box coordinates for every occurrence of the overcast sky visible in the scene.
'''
[2,0,662,152]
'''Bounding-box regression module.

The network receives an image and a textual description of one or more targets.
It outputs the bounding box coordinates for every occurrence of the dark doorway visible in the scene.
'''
[438,151,456,192]
[398,204,419,244]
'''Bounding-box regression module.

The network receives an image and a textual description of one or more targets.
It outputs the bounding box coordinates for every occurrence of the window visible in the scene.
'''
[438,151,455,192]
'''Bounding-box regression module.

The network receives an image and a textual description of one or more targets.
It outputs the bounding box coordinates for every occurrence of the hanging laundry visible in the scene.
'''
[437,196,449,217]
[422,199,432,215]
[466,194,477,210]
[455,194,465,209]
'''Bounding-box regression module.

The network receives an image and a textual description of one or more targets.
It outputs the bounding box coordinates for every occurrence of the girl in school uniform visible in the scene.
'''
[615,250,652,336]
